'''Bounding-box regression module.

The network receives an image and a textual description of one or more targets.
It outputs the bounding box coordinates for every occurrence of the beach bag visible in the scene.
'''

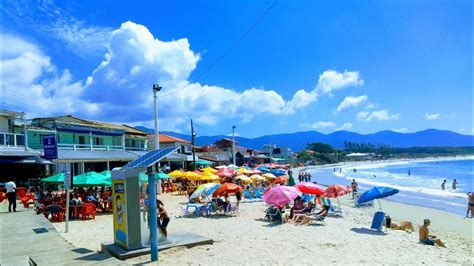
[385,215,391,229]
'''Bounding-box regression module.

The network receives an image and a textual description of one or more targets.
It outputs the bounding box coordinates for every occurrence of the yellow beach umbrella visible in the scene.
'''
[202,173,220,181]
[202,167,218,173]
[235,174,252,183]
[238,167,253,174]
[250,174,265,181]
[263,173,276,180]
[169,170,184,178]
[184,171,201,181]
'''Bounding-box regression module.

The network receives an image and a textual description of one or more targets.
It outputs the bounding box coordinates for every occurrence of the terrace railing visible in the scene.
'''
[57,143,146,151]
[0,132,25,147]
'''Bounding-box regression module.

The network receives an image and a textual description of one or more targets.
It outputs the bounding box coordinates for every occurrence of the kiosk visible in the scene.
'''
[111,147,178,251]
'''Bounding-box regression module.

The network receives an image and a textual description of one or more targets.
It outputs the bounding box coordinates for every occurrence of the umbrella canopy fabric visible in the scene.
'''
[216,168,235,177]
[169,170,184,177]
[262,186,301,207]
[324,184,352,198]
[238,168,253,174]
[190,183,221,199]
[41,173,65,184]
[99,170,111,179]
[202,167,217,173]
[273,175,289,185]
[249,174,265,181]
[212,183,243,197]
[357,186,400,204]
[252,169,263,174]
[257,167,271,173]
[227,164,239,170]
[195,160,213,166]
[271,169,287,176]
[201,173,220,181]
[296,182,326,196]
[138,172,171,182]
[235,175,252,183]
[263,173,276,180]
[73,171,108,187]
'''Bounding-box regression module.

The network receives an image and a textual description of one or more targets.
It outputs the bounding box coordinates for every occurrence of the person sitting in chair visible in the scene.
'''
[290,202,315,223]
[296,205,329,225]
[419,219,446,248]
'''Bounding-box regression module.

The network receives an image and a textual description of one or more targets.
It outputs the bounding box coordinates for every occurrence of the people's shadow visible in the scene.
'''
[350,227,387,236]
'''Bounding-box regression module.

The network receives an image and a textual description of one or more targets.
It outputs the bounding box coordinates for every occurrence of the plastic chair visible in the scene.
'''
[0,192,6,203]
[243,190,254,200]
[81,203,96,220]
[47,205,65,222]
[253,188,263,199]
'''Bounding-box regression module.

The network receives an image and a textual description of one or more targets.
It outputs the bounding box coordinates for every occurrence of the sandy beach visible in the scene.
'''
[52,190,473,265]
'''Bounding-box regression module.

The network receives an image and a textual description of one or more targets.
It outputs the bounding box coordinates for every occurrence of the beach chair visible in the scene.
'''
[243,190,256,201]
[308,215,326,226]
[47,205,65,222]
[252,188,263,199]
[327,199,342,216]
[265,206,283,223]
[370,211,386,231]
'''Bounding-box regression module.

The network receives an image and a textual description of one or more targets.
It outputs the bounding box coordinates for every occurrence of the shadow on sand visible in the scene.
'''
[350,227,387,236]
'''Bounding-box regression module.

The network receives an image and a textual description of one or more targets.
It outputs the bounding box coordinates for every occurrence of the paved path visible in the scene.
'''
[0,203,122,265]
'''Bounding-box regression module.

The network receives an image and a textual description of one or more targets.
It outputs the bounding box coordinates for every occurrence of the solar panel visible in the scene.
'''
[123,147,179,169]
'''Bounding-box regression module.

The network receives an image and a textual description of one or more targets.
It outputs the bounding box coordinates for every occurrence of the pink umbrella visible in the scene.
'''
[295,182,326,196]
[262,186,301,207]
[217,168,235,177]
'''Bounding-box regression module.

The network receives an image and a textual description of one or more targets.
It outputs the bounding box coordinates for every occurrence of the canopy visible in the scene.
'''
[262,186,301,207]
[235,175,252,183]
[183,171,201,180]
[190,183,221,199]
[41,173,65,184]
[216,168,235,177]
[202,167,217,173]
[195,159,213,166]
[138,172,171,182]
[263,173,276,180]
[273,175,289,185]
[357,186,399,205]
[271,169,287,176]
[169,170,184,177]
[257,167,271,173]
[295,182,326,196]
[99,170,111,179]
[238,167,253,174]
[14,156,53,165]
[249,174,265,181]
[324,184,352,198]
[73,171,108,187]
[252,169,263,174]
[212,183,243,197]
[226,164,239,170]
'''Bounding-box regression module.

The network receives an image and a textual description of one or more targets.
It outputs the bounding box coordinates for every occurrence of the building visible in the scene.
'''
[27,115,149,176]
[262,144,294,165]
[194,145,230,165]
[149,133,199,170]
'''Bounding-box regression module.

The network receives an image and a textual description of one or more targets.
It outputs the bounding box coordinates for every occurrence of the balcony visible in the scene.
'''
[0,132,25,147]
[57,143,147,151]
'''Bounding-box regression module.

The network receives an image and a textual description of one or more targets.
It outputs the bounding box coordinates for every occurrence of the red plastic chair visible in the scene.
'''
[0,192,6,203]
[81,203,96,220]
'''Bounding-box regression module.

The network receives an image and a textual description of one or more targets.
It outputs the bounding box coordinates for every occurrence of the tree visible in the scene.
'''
[306,142,335,153]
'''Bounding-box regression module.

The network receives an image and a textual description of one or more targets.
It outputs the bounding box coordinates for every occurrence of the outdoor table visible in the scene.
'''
[184,203,203,216]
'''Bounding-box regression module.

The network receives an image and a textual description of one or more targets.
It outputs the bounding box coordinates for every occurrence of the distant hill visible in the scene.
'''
[135,126,474,151]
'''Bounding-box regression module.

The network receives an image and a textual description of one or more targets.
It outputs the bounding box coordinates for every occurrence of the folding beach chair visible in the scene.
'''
[327,199,342,216]
[371,211,386,231]
[243,190,257,202]
[265,206,283,223]
[309,215,326,226]
[253,188,263,199]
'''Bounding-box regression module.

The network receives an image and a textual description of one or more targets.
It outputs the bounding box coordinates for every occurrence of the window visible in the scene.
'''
[94,137,103,145]
[79,136,86,144]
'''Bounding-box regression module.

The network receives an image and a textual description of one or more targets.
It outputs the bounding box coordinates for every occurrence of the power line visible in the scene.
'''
[157,0,278,98]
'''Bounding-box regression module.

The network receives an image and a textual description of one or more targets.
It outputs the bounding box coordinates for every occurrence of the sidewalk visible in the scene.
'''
[0,202,122,265]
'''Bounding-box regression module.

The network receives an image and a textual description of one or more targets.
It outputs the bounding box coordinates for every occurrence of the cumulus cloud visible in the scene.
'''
[316,70,364,94]
[424,113,440,120]
[357,110,400,122]
[337,122,353,130]
[300,121,336,129]
[336,95,368,112]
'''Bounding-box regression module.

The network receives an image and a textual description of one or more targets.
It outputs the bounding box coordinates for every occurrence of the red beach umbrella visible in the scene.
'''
[273,175,289,185]
[295,182,326,196]
[212,182,242,197]
[324,184,352,198]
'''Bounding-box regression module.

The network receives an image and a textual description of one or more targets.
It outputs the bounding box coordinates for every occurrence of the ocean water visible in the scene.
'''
[308,158,473,216]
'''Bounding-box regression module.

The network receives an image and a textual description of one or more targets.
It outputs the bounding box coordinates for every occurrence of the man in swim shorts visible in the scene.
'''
[466,192,474,218]
[419,219,446,248]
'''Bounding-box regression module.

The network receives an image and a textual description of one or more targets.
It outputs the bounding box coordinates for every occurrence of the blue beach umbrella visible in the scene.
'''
[357,186,399,211]
[257,167,271,173]
[271,169,286,176]
[190,183,222,199]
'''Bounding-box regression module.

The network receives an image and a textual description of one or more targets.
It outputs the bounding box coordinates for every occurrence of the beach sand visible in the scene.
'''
[52,192,473,265]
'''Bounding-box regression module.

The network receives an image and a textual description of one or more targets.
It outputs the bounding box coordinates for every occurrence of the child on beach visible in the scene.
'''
[157,199,170,237]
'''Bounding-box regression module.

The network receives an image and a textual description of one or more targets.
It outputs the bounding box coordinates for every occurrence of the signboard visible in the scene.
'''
[113,179,128,248]
[42,134,58,160]
[64,172,71,189]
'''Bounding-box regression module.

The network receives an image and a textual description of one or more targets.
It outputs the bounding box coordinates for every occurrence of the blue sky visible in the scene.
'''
[1,0,472,137]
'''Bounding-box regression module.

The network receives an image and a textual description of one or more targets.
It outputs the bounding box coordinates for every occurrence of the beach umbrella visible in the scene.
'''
[99,170,111,178]
[263,173,276,180]
[227,164,239,170]
[238,167,253,174]
[271,169,287,176]
[273,175,289,185]
[212,183,243,197]
[296,182,326,196]
[193,170,203,174]
[257,167,271,173]
[217,168,235,177]
[41,173,65,184]
[235,175,252,183]
[183,171,201,180]
[195,159,213,166]
[215,165,227,169]
[262,186,301,207]
[138,172,171,182]
[250,174,265,181]
[169,170,184,178]
[201,173,220,181]
[324,184,352,215]
[252,169,263,174]
[202,167,217,173]
[73,171,108,187]
[190,183,221,199]
[357,186,399,211]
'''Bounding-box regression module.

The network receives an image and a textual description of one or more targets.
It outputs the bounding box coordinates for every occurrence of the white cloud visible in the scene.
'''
[393,128,408,133]
[424,113,440,120]
[336,95,368,112]
[337,123,353,131]
[316,70,364,94]
[300,121,336,129]
[365,103,376,110]
[357,110,400,122]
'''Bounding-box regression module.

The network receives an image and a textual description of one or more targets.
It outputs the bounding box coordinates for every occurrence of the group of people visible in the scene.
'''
[440,179,458,190]
[297,172,312,182]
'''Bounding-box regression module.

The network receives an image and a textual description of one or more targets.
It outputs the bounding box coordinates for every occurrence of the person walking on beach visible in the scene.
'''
[156,199,170,237]
[419,219,446,248]
[466,192,474,218]
[351,179,358,199]
[408,170,411,176]
[441,180,446,190]
[6,177,17,212]
[452,179,457,190]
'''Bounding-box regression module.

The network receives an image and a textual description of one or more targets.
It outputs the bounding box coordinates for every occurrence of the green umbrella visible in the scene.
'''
[41,173,65,184]
[195,160,213,166]
[138,172,171,182]
[99,170,112,185]
[73,171,108,187]
[287,174,296,186]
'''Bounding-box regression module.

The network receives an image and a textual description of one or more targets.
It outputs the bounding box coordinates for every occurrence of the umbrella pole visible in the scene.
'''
[378,199,383,212]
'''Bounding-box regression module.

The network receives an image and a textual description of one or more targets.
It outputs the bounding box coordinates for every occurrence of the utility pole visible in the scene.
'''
[232,125,236,165]
[191,119,196,170]
[152,84,162,150]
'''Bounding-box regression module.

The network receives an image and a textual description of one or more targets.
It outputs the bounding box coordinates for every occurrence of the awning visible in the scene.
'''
[14,156,53,164]
[55,149,139,162]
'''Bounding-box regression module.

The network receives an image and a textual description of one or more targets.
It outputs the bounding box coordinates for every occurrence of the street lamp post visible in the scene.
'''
[232,125,236,165]
[149,84,162,262]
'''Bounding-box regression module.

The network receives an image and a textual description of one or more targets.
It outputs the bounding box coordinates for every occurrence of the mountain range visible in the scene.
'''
[135,126,474,151]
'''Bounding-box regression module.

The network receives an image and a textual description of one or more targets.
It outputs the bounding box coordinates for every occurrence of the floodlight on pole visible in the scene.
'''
[232,125,236,165]
[152,84,162,150]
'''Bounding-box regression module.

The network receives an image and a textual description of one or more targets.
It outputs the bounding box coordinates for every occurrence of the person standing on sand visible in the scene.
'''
[466,192,474,218]
[452,179,457,190]
[441,180,446,190]
[156,199,170,237]
[6,177,17,212]
[419,219,446,248]
[351,179,358,199]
